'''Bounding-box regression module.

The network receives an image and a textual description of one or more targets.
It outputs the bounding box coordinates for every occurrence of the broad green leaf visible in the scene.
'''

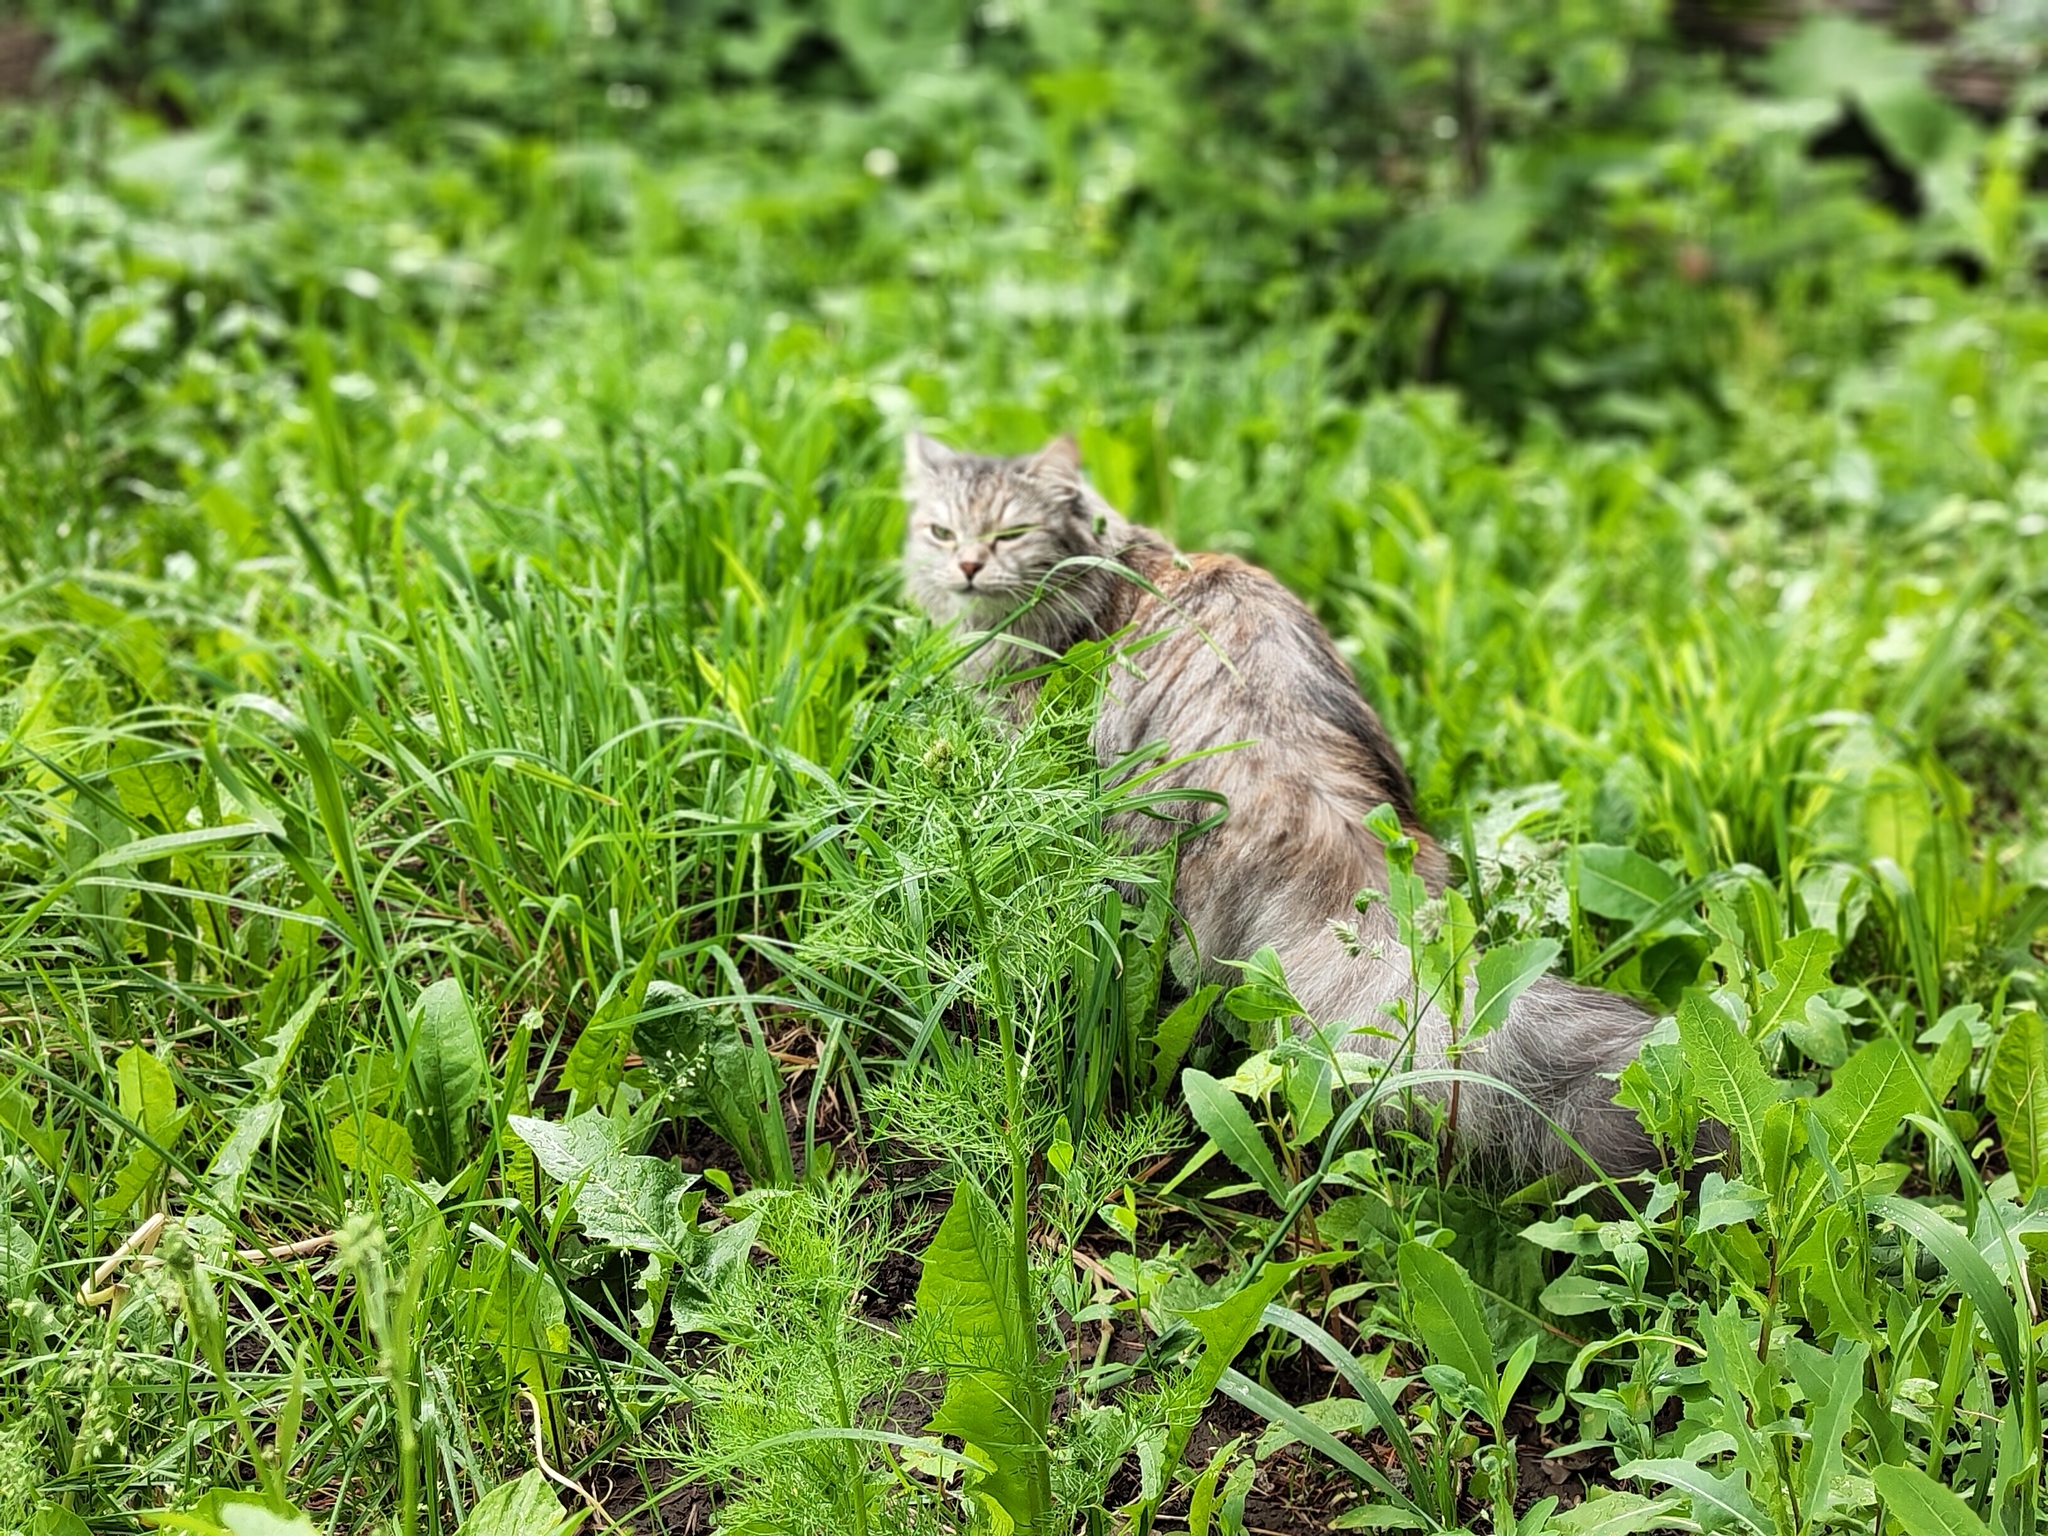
[1695,1172,1769,1232]
[1575,845,1681,923]
[1871,1463,1994,1536]
[915,1181,1046,1536]
[1538,1272,1635,1317]
[1765,16,1971,172]
[1397,1241,1503,1431]
[1698,1298,1774,1488]
[1813,1036,1921,1165]
[1676,990,1777,1160]
[1985,1010,2048,1197]
[1119,889,1172,1028]
[98,1046,190,1218]
[1331,1504,1434,1530]
[0,1219,38,1301]
[1469,937,1561,1038]
[29,1508,94,1536]
[1152,984,1221,1093]
[220,1507,319,1536]
[110,734,195,828]
[509,1112,698,1259]
[1614,1457,1769,1535]
[1552,1490,1684,1536]
[1280,1047,1333,1143]
[1222,946,1307,1024]
[1783,992,1852,1068]
[452,1469,572,1536]
[151,1495,319,1536]
[465,1245,568,1406]
[408,976,487,1177]
[0,1079,64,1171]
[1181,1068,1287,1204]
[638,989,784,1186]
[115,1044,177,1131]
[329,1111,416,1183]
[1751,928,1838,1041]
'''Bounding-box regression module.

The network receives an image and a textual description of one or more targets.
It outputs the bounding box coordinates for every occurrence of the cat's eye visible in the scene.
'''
[993,525,1036,543]
[928,524,955,542]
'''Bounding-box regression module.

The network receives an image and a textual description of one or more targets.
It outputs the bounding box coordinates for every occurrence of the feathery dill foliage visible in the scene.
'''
[666,1181,946,1536]
[793,643,1170,1060]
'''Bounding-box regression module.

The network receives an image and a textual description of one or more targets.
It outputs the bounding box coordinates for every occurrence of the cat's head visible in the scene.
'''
[900,433,1105,624]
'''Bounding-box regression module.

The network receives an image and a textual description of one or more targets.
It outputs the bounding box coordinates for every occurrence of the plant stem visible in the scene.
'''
[950,809,1051,1534]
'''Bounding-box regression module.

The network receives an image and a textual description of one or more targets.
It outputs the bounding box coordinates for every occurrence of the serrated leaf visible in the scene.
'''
[1152,984,1220,1093]
[1397,1241,1502,1432]
[1785,1212,1875,1343]
[1751,928,1838,1042]
[1785,1336,1868,1521]
[1985,1009,2048,1197]
[1181,1068,1287,1204]
[1871,1463,1993,1536]
[509,1112,698,1259]
[1470,937,1561,1038]
[1813,1036,1921,1166]
[452,1469,572,1536]
[0,1080,64,1172]
[1575,845,1681,923]
[914,1181,1046,1535]
[208,1100,284,1207]
[329,1111,416,1182]
[1677,990,1777,1160]
[1166,1257,1317,1477]
[562,952,658,1112]
[110,735,195,828]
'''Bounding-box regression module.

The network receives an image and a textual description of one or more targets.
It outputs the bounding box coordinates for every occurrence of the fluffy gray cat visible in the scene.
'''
[901,431,1660,1179]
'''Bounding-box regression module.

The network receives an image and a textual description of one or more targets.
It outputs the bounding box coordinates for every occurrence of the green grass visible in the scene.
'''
[3,4,2048,1534]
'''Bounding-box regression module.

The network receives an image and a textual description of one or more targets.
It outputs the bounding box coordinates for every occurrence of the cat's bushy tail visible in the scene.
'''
[1439,974,1661,1180]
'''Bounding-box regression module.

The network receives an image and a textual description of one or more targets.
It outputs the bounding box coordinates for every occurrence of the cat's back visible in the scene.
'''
[1101,545,1420,827]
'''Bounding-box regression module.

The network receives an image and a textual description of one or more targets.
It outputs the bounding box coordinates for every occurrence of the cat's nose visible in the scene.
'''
[958,558,983,583]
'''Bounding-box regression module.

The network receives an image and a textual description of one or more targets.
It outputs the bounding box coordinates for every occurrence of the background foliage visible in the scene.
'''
[3,0,2048,1532]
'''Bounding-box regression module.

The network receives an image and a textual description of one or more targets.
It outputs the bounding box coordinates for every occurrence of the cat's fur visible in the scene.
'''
[901,432,1659,1179]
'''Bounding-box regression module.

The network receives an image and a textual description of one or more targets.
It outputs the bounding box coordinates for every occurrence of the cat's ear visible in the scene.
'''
[1024,434,1082,483]
[904,432,957,487]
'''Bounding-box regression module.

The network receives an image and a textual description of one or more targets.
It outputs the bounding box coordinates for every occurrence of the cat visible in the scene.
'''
[901,431,1661,1180]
